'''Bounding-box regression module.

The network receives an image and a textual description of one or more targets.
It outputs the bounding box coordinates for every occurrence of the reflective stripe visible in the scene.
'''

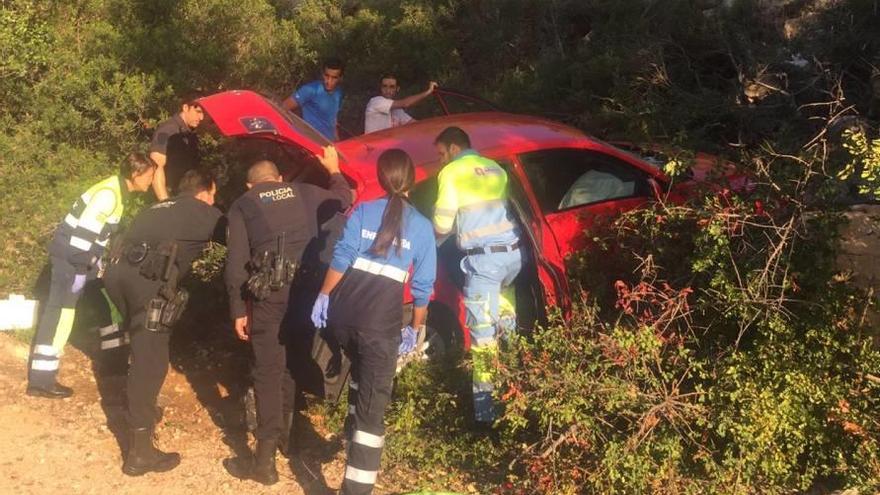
[64,214,78,228]
[34,344,57,357]
[98,324,119,337]
[349,381,359,391]
[31,359,59,371]
[472,335,496,347]
[459,220,515,244]
[344,465,378,485]
[353,430,385,448]
[434,206,457,219]
[100,337,126,350]
[95,238,109,247]
[434,223,453,235]
[459,198,506,214]
[473,381,494,393]
[69,235,93,251]
[351,257,408,283]
[78,215,104,234]
[348,404,356,414]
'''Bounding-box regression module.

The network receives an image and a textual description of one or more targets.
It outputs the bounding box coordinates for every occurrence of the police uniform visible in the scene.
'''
[433,149,521,424]
[28,175,128,394]
[224,174,351,448]
[103,196,221,433]
[149,114,199,193]
[327,198,436,495]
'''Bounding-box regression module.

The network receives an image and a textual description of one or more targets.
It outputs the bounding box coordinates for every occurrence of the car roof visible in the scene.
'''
[334,112,595,199]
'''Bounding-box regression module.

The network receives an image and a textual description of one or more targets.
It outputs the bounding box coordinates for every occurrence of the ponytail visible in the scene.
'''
[369,149,415,258]
[370,193,406,258]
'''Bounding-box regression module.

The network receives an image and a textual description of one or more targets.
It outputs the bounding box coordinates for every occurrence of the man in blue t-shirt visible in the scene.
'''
[282,57,344,141]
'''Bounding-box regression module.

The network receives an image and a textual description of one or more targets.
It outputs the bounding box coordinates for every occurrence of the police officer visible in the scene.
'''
[103,168,222,476]
[432,126,522,425]
[311,149,437,495]
[27,153,155,398]
[224,148,352,485]
[149,97,204,200]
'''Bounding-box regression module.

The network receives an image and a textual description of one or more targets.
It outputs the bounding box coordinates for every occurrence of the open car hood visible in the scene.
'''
[197,90,330,156]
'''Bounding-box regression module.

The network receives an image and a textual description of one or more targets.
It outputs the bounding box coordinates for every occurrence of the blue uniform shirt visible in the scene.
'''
[330,198,437,308]
[293,80,343,140]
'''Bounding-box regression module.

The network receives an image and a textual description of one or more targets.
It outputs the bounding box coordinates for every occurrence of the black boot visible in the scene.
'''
[252,439,279,485]
[26,380,73,399]
[122,426,180,476]
[223,439,279,485]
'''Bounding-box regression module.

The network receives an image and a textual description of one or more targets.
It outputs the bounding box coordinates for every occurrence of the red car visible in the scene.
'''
[198,90,727,354]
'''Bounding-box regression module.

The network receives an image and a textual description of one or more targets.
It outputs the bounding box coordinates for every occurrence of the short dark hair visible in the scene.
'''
[181,91,204,108]
[177,168,216,196]
[247,160,280,184]
[323,57,345,73]
[380,74,398,83]
[434,126,471,149]
[121,152,156,178]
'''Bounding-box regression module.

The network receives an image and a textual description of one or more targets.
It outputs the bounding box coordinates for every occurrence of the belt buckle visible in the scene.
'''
[126,242,149,265]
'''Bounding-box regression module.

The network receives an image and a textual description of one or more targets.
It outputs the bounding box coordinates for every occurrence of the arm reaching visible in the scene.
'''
[391,81,439,110]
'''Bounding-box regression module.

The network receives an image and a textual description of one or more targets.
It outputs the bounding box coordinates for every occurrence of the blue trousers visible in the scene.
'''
[461,248,522,423]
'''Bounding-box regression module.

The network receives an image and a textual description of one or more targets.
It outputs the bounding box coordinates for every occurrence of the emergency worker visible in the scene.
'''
[27,153,155,399]
[311,149,437,495]
[103,169,222,476]
[149,98,205,200]
[224,149,352,485]
[432,126,522,425]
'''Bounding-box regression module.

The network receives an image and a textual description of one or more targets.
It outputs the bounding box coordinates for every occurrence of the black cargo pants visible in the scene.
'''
[103,262,168,428]
[249,286,297,442]
[330,322,400,495]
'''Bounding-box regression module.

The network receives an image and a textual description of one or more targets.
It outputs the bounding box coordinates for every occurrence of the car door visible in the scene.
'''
[516,147,657,258]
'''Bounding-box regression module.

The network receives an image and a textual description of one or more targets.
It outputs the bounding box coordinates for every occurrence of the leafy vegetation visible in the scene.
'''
[3,0,880,492]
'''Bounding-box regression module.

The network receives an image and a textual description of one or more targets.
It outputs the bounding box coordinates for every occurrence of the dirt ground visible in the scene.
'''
[0,330,418,495]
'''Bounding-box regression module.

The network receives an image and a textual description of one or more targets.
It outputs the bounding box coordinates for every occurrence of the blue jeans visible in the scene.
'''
[461,248,522,423]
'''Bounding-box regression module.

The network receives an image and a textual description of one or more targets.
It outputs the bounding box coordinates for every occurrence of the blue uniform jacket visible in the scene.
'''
[330,198,437,308]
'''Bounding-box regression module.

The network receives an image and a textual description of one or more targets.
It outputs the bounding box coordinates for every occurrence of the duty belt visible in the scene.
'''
[464,240,520,257]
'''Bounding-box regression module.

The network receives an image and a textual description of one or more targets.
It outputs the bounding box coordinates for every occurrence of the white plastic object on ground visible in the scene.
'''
[0,294,39,331]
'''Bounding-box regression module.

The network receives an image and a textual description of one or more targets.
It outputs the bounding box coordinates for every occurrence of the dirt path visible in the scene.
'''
[0,332,388,495]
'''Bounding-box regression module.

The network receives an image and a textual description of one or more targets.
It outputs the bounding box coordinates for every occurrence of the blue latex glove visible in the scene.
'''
[311,294,330,329]
[398,325,418,355]
[71,273,87,294]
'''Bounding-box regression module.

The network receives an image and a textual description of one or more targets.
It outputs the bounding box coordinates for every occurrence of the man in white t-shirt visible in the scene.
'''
[364,75,438,133]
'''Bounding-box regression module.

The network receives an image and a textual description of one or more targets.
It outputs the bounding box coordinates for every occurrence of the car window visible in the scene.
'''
[612,142,695,181]
[406,89,499,120]
[519,148,652,213]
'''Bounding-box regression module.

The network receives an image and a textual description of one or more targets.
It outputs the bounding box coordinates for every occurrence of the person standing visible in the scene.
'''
[311,149,437,495]
[149,98,205,200]
[103,169,222,476]
[282,57,344,141]
[432,126,521,425]
[363,75,438,133]
[224,148,352,485]
[27,154,155,398]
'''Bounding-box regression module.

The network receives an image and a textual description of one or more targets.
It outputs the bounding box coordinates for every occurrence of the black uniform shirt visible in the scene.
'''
[124,195,222,278]
[225,173,352,319]
[149,114,199,192]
